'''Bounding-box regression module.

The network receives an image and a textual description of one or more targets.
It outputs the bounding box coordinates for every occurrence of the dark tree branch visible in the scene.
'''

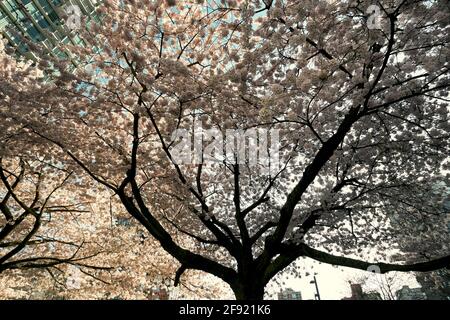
[174,264,187,287]
[301,243,450,273]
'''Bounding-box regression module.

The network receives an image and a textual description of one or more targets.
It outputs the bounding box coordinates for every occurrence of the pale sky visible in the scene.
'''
[267,259,419,300]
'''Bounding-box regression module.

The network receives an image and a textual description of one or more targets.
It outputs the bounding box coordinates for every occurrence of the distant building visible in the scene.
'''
[278,288,302,300]
[342,283,364,300]
[415,270,450,300]
[341,283,382,300]
[364,291,383,300]
[0,0,99,59]
[395,285,427,300]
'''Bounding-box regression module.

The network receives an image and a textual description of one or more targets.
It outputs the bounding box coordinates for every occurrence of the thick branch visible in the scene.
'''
[301,243,450,273]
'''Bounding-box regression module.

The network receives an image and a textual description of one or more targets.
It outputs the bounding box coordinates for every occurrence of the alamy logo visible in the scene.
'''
[366,5,382,30]
[170,120,281,176]
[64,4,82,31]
[367,265,382,274]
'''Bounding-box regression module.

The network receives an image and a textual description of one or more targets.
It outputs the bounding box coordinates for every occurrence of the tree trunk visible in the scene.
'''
[232,282,265,300]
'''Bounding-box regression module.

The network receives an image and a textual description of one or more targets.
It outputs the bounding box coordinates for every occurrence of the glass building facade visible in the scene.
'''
[0,0,98,60]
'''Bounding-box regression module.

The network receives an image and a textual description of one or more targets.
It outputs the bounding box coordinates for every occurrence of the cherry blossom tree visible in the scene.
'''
[0,156,106,275]
[1,0,450,299]
[0,194,226,300]
[0,156,222,299]
[0,44,114,285]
